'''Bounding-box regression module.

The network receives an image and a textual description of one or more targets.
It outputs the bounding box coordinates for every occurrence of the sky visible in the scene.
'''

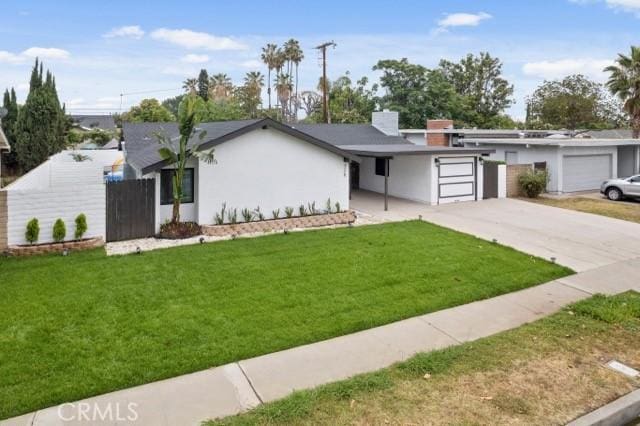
[1,0,639,121]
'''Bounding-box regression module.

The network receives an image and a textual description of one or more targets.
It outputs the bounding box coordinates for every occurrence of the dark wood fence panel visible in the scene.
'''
[106,179,155,242]
[483,162,499,199]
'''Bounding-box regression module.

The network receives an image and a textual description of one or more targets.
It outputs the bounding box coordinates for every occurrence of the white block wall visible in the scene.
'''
[6,184,105,245]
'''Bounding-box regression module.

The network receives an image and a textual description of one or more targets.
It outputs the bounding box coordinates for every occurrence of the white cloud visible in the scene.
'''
[103,25,145,39]
[181,54,209,63]
[239,59,262,68]
[150,28,246,51]
[437,12,492,28]
[522,58,614,80]
[22,47,70,59]
[570,0,640,15]
[0,51,24,64]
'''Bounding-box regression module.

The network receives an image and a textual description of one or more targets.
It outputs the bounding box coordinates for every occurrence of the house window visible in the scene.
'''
[160,168,194,205]
[375,158,389,177]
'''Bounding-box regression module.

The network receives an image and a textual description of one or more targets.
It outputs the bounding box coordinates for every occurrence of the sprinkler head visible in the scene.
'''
[62,249,69,257]
[199,237,205,244]
[136,247,142,254]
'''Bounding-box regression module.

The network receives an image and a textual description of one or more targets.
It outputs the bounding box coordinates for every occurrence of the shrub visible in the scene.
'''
[254,206,265,221]
[299,205,306,216]
[518,169,549,198]
[74,214,87,239]
[53,219,66,242]
[25,218,40,244]
[307,201,317,215]
[214,203,227,225]
[227,208,238,224]
[241,208,254,222]
[272,208,280,219]
[335,201,341,213]
[285,207,294,218]
[325,198,332,214]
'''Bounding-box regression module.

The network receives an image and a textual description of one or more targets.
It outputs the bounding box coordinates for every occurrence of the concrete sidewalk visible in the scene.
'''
[4,258,639,426]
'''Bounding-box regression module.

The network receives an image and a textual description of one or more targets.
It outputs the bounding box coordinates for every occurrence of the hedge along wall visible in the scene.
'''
[6,184,106,246]
[506,164,533,197]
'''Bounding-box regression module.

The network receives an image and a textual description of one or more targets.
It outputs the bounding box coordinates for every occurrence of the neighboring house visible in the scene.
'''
[70,115,117,132]
[425,121,640,193]
[123,112,493,232]
[0,124,9,187]
[1,150,123,247]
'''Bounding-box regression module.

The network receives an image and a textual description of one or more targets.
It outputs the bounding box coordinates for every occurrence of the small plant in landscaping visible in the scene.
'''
[214,203,227,225]
[299,204,306,216]
[227,208,238,224]
[74,214,87,239]
[325,198,332,214]
[272,209,280,219]
[53,219,66,242]
[254,206,265,221]
[241,208,254,222]
[335,201,341,213]
[285,207,294,218]
[307,201,317,215]
[519,170,549,198]
[25,218,40,244]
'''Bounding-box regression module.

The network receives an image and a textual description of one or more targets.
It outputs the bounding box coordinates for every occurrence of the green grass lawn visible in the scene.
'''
[0,221,572,419]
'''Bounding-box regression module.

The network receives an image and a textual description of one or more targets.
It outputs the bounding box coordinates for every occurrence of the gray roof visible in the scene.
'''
[71,115,117,132]
[583,129,635,139]
[123,119,362,174]
[0,125,9,150]
[293,123,410,146]
[341,144,495,157]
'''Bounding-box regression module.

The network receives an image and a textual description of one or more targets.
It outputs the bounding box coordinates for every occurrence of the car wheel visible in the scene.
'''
[606,187,622,201]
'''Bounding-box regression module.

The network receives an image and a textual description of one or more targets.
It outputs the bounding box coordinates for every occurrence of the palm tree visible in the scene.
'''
[182,78,197,94]
[283,39,304,120]
[244,71,265,117]
[274,73,293,121]
[605,46,640,138]
[209,73,233,101]
[261,44,278,109]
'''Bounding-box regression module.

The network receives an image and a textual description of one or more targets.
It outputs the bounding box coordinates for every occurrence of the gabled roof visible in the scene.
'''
[0,125,9,151]
[123,118,360,174]
[293,123,410,146]
[71,115,117,132]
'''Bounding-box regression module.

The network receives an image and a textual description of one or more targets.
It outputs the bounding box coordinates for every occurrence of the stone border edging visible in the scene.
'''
[567,388,640,426]
[201,211,357,237]
[6,237,104,256]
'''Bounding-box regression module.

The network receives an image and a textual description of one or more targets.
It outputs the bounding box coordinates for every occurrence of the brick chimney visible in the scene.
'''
[426,119,453,146]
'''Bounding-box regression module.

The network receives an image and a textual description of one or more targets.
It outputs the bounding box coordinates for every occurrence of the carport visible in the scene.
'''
[342,144,494,210]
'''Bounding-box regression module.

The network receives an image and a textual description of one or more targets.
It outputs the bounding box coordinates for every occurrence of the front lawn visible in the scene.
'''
[527,196,640,224]
[0,221,571,419]
[212,292,640,425]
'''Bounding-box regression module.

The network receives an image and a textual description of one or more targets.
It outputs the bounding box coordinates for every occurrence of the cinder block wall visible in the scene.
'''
[506,164,533,197]
[0,191,7,250]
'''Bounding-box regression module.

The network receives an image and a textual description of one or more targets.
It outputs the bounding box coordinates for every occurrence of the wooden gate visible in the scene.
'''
[483,162,499,199]
[106,179,155,242]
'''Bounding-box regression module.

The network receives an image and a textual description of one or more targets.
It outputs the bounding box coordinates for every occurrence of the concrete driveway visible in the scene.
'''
[351,190,640,272]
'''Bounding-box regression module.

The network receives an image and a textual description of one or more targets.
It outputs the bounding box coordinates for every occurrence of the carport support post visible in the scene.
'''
[384,158,389,211]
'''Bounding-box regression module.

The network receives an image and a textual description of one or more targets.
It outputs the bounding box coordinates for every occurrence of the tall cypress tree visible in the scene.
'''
[197,69,209,101]
[14,59,67,171]
[1,88,19,168]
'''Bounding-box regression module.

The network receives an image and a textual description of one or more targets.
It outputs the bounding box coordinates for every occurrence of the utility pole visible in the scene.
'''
[315,41,336,124]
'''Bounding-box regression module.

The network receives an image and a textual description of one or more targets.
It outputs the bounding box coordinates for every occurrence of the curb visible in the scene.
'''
[567,389,640,426]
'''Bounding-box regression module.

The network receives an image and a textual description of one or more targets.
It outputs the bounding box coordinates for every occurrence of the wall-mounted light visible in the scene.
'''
[435,158,440,167]
[478,157,484,165]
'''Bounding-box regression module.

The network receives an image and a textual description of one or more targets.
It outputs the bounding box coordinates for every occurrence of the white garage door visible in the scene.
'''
[562,155,612,192]
[438,157,476,204]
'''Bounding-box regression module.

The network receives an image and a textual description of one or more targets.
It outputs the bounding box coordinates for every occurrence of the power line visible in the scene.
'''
[118,87,183,113]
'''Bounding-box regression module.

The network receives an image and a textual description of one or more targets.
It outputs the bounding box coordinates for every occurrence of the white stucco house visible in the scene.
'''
[123,113,494,232]
[424,124,640,193]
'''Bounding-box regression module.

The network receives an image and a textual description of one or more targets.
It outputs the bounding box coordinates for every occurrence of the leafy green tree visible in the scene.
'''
[203,96,248,121]
[197,69,209,101]
[374,58,471,128]
[438,52,514,127]
[605,46,640,137]
[155,95,215,223]
[2,88,19,169]
[307,72,377,123]
[14,59,67,172]
[122,99,175,122]
[162,94,185,117]
[526,74,623,130]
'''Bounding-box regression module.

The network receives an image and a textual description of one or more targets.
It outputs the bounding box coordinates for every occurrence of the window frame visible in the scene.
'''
[160,168,195,205]
[375,158,389,177]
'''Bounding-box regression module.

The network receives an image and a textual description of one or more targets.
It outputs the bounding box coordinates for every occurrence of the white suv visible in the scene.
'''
[600,175,640,201]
